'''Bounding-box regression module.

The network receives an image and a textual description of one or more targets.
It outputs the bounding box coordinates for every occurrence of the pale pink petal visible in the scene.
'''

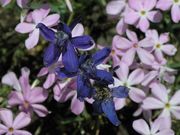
[138,38,154,48]
[146,29,159,42]
[121,48,136,66]
[115,62,129,82]
[156,0,172,11]
[13,112,31,129]
[137,48,154,65]
[124,11,139,25]
[126,29,138,42]
[32,104,48,117]
[0,109,13,127]
[42,14,60,27]
[156,130,174,135]
[159,32,169,44]
[138,18,150,32]
[170,91,180,105]
[116,19,128,35]
[106,0,125,15]
[13,130,32,135]
[148,10,162,23]
[144,0,156,10]
[43,73,56,89]
[158,117,172,130]
[115,37,132,49]
[37,67,49,77]
[154,50,164,62]
[133,107,143,116]
[71,94,84,115]
[162,44,177,55]
[16,0,28,8]
[39,4,50,19]
[151,83,168,103]
[159,109,171,117]
[171,5,180,23]
[0,0,11,7]
[0,124,8,134]
[32,10,44,24]
[150,118,162,134]
[25,28,40,49]
[128,0,143,10]
[133,119,150,134]
[129,88,146,103]
[28,87,48,104]
[2,72,21,91]
[15,23,35,34]
[114,98,126,110]
[8,91,24,106]
[142,97,164,110]
[72,23,84,37]
[142,71,158,86]
[171,106,180,119]
[128,69,144,85]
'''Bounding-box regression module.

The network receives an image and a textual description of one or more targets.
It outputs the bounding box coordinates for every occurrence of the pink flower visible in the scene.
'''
[15,5,60,49]
[0,0,28,8]
[146,29,177,62]
[117,30,154,66]
[2,67,49,117]
[142,83,180,120]
[0,109,31,135]
[133,118,174,135]
[125,0,162,32]
[157,0,180,23]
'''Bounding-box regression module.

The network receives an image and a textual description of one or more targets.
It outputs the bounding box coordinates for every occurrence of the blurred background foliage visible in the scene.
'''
[0,0,180,135]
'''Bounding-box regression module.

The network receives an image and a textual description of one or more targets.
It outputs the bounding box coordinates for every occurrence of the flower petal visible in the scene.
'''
[116,19,128,35]
[156,0,172,11]
[106,0,125,15]
[128,69,144,85]
[42,14,60,27]
[15,23,35,34]
[170,90,180,105]
[0,0,11,7]
[142,97,164,110]
[71,23,84,37]
[0,109,13,127]
[43,73,56,89]
[138,18,150,32]
[32,104,48,117]
[121,48,136,66]
[71,94,84,115]
[8,91,24,106]
[13,130,32,135]
[162,44,177,56]
[148,11,162,23]
[144,0,156,11]
[0,124,8,134]
[129,88,146,103]
[137,48,154,65]
[16,0,28,8]
[171,5,180,23]
[132,119,150,134]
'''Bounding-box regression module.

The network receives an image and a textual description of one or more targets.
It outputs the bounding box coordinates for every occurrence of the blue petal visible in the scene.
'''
[94,69,114,84]
[92,47,111,66]
[62,41,79,73]
[79,55,89,65]
[37,23,55,42]
[43,43,60,66]
[55,68,77,79]
[58,22,71,37]
[101,99,120,126]
[92,100,103,114]
[71,35,94,49]
[111,86,129,98]
[77,75,94,101]
[69,17,81,30]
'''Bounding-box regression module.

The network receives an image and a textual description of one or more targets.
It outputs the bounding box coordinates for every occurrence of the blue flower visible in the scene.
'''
[37,20,94,73]
[92,84,129,126]
[56,47,114,100]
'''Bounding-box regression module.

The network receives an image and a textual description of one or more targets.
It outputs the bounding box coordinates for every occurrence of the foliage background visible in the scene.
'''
[0,0,180,134]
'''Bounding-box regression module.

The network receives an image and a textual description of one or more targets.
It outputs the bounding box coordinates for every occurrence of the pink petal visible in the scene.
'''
[128,69,144,85]
[106,0,126,15]
[72,23,84,37]
[156,130,174,135]
[0,109,13,127]
[143,0,156,11]
[137,48,154,65]
[145,29,159,42]
[170,91,180,105]
[115,36,132,49]
[151,83,168,103]
[13,112,31,129]
[28,87,48,104]
[42,14,60,27]
[154,50,164,62]
[32,104,48,117]
[162,44,177,55]
[114,98,126,110]
[8,91,24,106]
[171,106,180,119]
[121,48,136,66]
[115,62,129,82]
[116,19,128,35]
[171,5,180,23]
[13,130,32,135]
[138,18,150,32]
[129,88,146,103]
[32,10,44,24]
[148,10,162,23]
[159,108,171,117]
[132,119,150,134]
[0,124,7,134]
[128,0,143,10]
[150,118,162,134]
[142,97,164,110]
[25,28,40,49]
[15,23,35,34]
[138,37,154,48]
[0,0,11,7]
[141,71,158,86]
[133,107,143,116]
[159,32,169,44]
[156,0,172,11]
[37,67,49,77]
[124,11,139,25]
[126,29,138,42]
[16,0,28,8]
[71,94,84,115]
[43,73,56,89]
[2,72,21,91]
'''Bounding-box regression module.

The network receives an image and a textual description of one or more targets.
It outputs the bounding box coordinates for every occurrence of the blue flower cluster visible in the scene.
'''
[37,19,128,126]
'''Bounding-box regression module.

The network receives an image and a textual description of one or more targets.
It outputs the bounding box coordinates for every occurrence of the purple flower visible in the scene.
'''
[15,5,60,49]
[0,0,28,8]
[125,0,162,32]
[157,0,180,23]
[0,109,31,135]
[2,67,49,117]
